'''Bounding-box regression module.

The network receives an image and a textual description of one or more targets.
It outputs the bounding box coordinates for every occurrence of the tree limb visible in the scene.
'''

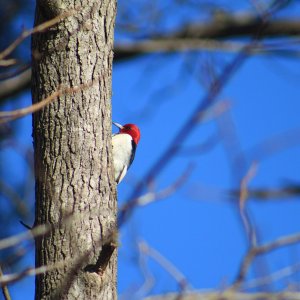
[0,69,31,102]
[144,291,300,300]
[0,265,11,300]
[1,15,300,101]
[114,16,300,60]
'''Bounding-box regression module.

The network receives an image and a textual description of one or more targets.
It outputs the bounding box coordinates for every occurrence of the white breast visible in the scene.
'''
[112,133,133,184]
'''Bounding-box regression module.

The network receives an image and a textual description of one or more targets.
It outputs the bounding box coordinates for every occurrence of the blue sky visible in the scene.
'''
[1,1,300,299]
[114,51,300,296]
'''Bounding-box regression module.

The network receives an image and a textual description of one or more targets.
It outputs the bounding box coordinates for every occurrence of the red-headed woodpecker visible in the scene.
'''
[112,122,141,184]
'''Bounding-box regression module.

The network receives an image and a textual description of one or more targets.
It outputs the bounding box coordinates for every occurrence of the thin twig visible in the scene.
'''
[135,245,156,297]
[0,194,104,251]
[0,197,95,251]
[0,90,61,123]
[118,39,256,226]
[239,162,258,247]
[243,262,300,290]
[0,76,101,124]
[232,232,300,289]
[139,240,192,292]
[118,0,290,229]
[0,68,31,102]
[118,164,194,224]
[137,164,194,206]
[115,36,300,60]
[0,265,11,300]
[230,184,300,201]
[0,259,69,286]
[0,11,74,61]
[0,180,30,219]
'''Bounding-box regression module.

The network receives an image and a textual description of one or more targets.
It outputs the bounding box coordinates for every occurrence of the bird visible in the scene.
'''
[112,122,141,184]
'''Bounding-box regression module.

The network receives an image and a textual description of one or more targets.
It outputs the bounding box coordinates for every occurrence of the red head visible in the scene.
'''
[113,122,141,145]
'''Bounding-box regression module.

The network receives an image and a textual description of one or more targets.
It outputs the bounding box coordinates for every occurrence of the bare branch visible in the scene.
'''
[139,241,192,292]
[0,10,74,62]
[118,36,256,226]
[0,260,68,286]
[84,238,118,276]
[118,5,282,229]
[144,290,300,300]
[0,180,30,219]
[233,232,300,289]
[0,212,118,294]
[0,265,11,300]
[114,14,300,61]
[136,164,194,206]
[0,199,95,251]
[0,59,18,67]
[2,13,300,101]
[0,69,31,102]
[239,162,258,247]
[46,166,192,298]
[230,184,300,201]
[115,37,300,60]
[248,127,300,161]
[118,164,194,225]
[244,262,300,290]
[0,76,103,124]
[164,16,300,39]
[0,193,106,251]
[0,223,48,251]
[135,246,156,297]
[115,39,248,58]
[0,89,61,124]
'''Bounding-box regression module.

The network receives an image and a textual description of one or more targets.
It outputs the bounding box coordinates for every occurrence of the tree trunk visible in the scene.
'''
[31,1,117,299]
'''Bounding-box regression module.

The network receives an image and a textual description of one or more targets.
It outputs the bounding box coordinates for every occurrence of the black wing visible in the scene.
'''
[128,140,137,170]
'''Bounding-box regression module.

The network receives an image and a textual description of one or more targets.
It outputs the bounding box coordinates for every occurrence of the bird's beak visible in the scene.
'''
[112,122,124,129]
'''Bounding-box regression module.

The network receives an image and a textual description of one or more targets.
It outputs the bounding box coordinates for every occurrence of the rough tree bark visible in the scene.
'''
[31,0,117,299]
